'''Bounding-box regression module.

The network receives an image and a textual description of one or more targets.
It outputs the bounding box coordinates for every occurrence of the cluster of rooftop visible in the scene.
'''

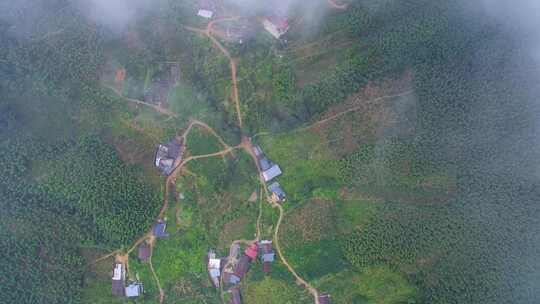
[111,219,169,297]
[111,263,144,298]
[251,144,286,204]
[195,0,290,41]
[211,241,275,304]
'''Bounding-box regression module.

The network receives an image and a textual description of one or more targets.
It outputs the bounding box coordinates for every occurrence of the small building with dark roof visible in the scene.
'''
[268,182,286,203]
[233,255,251,282]
[259,157,272,171]
[223,271,238,285]
[259,240,275,273]
[229,288,242,304]
[153,220,169,238]
[138,242,151,262]
[112,263,126,296]
[318,293,331,304]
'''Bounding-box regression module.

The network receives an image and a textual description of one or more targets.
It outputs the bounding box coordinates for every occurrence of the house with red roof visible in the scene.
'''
[229,243,259,284]
[244,242,258,259]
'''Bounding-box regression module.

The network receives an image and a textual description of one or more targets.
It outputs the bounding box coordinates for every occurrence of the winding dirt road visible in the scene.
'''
[184,19,243,128]
[148,246,165,303]
[273,204,320,303]
[241,136,321,302]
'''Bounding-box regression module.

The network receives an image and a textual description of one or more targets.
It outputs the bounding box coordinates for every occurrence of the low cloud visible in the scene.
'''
[80,0,158,31]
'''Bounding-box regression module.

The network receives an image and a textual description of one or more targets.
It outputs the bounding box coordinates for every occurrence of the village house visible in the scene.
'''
[230,255,249,284]
[262,16,290,39]
[138,242,151,262]
[229,288,242,304]
[112,263,126,297]
[250,144,283,182]
[198,0,216,18]
[125,282,144,298]
[207,250,223,288]
[259,240,275,273]
[230,243,258,284]
[153,220,169,238]
[318,293,331,304]
[155,137,184,176]
[268,182,286,203]
[262,164,282,182]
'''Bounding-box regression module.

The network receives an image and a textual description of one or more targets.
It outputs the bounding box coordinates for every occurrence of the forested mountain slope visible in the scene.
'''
[1,0,540,303]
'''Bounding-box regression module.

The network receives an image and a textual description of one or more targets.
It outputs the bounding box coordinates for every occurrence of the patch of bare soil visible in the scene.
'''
[248,190,258,203]
[219,216,250,250]
[339,187,384,204]
[292,33,356,88]
[312,71,415,157]
[115,253,128,264]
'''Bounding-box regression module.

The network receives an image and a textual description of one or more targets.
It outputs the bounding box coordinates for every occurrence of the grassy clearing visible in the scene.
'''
[168,83,209,121]
[139,150,260,301]
[152,227,210,290]
[80,280,126,304]
[357,266,416,304]
[80,255,126,304]
[315,266,416,304]
[279,199,349,281]
[184,151,259,253]
[290,33,360,88]
[259,131,341,205]
[242,276,312,304]
[128,256,160,303]
[336,197,380,233]
[185,127,224,156]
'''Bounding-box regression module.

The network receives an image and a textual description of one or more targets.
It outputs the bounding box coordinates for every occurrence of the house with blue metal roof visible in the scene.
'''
[125,282,143,298]
[268,182,286,203]
[153,220,169,238]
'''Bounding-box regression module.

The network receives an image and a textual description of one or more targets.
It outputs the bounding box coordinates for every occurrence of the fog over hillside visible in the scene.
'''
[2,0,540,303]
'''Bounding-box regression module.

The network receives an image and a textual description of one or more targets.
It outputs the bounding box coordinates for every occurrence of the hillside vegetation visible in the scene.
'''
[1,0,540,303]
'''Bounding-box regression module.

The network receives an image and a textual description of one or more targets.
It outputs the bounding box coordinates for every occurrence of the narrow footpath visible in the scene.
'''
[184,18,243,128]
